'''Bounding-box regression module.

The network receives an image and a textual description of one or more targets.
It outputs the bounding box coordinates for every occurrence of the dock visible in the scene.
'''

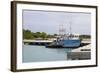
[67,44,91,60]
[23,39,53,45]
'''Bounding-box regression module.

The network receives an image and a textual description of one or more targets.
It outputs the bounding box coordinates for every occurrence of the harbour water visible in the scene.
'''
[22,45,73,63]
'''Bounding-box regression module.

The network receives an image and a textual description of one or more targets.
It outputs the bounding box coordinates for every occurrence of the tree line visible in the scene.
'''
[23,29,56,40]
[79,35,91,40]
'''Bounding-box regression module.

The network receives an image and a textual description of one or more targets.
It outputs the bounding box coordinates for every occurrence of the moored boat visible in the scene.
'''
[46,34,81,48]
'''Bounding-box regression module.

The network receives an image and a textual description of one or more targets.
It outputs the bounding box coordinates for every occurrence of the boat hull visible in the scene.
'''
[62,39,81,48]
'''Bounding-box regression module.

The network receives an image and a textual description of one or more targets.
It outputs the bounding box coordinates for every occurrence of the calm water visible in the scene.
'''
[22,45,73,63]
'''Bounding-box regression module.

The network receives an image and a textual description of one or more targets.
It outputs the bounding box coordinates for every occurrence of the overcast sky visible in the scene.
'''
[23,10,91,35]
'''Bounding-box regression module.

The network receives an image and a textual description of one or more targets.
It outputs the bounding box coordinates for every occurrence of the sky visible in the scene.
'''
[23,10,91,35]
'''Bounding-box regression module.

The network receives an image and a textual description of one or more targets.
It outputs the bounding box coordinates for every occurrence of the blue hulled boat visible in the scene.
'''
[46,34,81,48]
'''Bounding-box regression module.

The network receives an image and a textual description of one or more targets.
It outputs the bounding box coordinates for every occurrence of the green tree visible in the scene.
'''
[35,32,41,38]
[47,34,54,38]
[23,29,34,39]
[40,32,47,39]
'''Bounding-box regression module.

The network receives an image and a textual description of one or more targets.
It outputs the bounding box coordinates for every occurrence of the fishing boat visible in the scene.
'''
[46,19,81,48]
[46,34,81,48]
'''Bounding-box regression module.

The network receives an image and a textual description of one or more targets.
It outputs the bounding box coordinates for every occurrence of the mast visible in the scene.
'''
[69,16,72,38]
[70,20,72,35]
[59,24,66,36]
